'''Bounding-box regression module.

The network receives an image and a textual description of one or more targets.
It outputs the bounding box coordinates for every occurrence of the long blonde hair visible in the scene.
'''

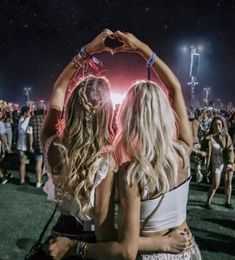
[114,80,179,197]
[60,75,114,219]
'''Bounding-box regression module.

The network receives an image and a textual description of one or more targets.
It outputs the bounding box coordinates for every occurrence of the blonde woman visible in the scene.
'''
[48,31,195,260]
[112,31,201,260]
[41,30,117,246]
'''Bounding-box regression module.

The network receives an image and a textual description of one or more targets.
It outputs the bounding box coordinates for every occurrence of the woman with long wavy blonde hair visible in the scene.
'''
[41,30,117,246]
[114,80,179,197]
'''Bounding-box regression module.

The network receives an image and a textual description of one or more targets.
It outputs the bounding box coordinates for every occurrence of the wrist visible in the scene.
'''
[84,44,94,56]
[160,236,169,252]
[68,240,78,256]
[137,44,153,59]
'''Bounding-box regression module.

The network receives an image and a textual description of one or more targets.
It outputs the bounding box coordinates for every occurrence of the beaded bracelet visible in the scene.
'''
[72,54,83,69]
[78,46,103,73]
[146,52,157,80]
[79,46,90,60]
[76,241,87,259]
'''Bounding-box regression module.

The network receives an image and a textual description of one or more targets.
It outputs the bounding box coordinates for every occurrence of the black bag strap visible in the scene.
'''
[34,202,59,246]
[140,194,165,232]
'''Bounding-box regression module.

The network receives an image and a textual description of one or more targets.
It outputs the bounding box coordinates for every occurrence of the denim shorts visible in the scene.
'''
[34,151,43,160]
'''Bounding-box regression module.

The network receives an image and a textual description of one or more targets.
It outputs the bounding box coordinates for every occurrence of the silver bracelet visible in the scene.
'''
[76,241,87,259]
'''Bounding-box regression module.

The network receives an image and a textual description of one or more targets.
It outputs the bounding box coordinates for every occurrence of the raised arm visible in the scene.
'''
[113,31,193,154]
[40,29,114,146]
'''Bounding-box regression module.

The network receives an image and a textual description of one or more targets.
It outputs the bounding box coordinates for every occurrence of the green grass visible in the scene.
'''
[0,171,234,260]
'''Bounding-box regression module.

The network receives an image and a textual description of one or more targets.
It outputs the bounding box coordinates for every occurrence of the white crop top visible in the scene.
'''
[140,176,191,232]
[140,143,191,232]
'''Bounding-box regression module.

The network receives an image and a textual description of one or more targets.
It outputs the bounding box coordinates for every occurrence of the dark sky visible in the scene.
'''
[0,0,234,106]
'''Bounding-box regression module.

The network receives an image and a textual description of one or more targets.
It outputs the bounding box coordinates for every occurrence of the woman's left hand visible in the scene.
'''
[85,29,114,55]
[48,236,77,260]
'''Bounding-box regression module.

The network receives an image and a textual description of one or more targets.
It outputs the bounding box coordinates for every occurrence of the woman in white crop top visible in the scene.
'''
[46,31,194,260]
[112,32,201,260]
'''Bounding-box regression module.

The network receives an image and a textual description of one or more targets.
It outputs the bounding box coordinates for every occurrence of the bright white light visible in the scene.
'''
[181,46,188,53]
[198,45,204,52]
[111,92,125,106]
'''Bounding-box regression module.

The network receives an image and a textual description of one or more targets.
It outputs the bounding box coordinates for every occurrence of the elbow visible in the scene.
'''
[119,245,138,260]
[188,142,193,155]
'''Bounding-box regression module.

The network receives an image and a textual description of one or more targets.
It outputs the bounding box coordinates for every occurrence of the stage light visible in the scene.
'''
[181,46,188,53]
[198,45,204,52]
[111,92,125,106]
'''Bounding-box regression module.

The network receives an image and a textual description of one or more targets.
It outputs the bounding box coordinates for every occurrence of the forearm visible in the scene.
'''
[49,60,82,112]
[139,235,166,252]
[28,134,33,149]
[86,241,129,260]
[137,44,181,94]
[0,134,8,148]
[95,225,117,242]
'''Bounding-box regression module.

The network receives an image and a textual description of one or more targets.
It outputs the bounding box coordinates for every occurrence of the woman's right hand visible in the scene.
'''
[162,229,194,253]
[112,31,146,54]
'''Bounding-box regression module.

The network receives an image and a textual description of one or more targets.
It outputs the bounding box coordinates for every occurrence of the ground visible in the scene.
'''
[0,169,234,260]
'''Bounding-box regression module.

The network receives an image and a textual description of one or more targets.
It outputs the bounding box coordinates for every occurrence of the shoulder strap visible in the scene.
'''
[140,194,165,232]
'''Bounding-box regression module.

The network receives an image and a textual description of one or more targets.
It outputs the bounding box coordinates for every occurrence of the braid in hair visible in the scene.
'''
[59,75,113,219]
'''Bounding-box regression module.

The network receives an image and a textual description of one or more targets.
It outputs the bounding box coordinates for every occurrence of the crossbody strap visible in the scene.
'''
[140,194,165,232]
[35,202,59,246]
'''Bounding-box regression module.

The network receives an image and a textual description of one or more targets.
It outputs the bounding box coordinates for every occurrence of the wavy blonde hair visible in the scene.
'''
[60,75,114,219]
[114,80,180,197]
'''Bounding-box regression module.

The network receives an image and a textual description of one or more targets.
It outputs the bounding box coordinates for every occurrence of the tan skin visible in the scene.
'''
[46,30,193,260]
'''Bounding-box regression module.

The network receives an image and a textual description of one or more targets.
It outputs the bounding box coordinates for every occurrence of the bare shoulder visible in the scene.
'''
[174,141,190,182]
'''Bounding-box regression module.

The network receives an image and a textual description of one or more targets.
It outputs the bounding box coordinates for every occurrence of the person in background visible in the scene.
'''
[189,110,204,183]
[0,111,12,184]
[200,115,234,209]
[27,104,46,187]
[12,110,20,150]
[17,106,31,185]
[4,111,13,153]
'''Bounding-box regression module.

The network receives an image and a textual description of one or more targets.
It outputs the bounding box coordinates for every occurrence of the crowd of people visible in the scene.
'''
[0,102,46,187]
[0,30,234,259]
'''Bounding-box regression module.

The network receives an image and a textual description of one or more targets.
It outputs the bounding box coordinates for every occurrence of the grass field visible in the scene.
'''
[0,169,235,260]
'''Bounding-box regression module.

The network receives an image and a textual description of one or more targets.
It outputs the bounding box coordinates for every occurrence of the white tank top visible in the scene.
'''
[140,143,191,232]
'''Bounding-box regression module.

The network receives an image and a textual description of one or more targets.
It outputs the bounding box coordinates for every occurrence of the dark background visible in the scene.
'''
[0,0,234,105]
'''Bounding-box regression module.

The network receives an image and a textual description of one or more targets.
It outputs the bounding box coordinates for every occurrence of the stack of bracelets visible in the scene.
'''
[72,46,103,73]
[76,241,87,259]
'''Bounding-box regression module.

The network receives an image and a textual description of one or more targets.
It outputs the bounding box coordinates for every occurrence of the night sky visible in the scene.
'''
[0,0,234,106]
